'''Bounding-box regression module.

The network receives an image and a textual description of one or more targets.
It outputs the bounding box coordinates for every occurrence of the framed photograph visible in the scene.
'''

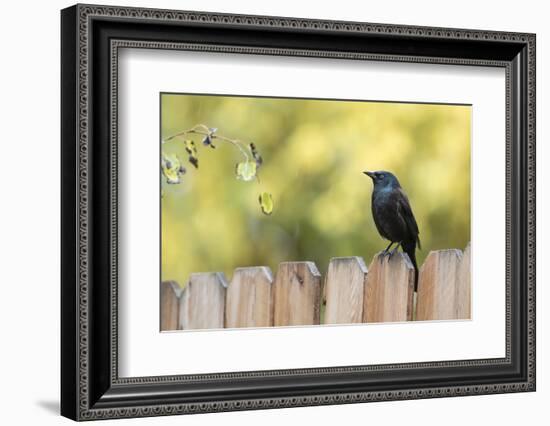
[61,4,536,421]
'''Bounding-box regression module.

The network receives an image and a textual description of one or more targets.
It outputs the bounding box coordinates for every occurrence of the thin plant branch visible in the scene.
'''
[163,124,250,161]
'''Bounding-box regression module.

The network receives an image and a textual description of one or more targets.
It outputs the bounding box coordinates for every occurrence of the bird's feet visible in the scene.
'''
[379,251,391,263]
[381,242,395,261]
[388,243,401,259]
[379,248,394,263]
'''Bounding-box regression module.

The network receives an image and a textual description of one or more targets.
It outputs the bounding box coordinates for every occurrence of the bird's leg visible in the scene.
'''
[379,242,395,264]
[383,241,395,255]
[389,242,402,259]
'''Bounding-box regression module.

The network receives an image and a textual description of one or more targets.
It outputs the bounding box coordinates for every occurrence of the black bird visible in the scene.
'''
[364,171,421,291]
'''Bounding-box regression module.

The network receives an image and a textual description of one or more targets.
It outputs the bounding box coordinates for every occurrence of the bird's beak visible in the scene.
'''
[363,171,375,179]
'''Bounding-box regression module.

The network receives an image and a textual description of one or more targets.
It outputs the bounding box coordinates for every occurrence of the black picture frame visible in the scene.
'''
[61,4,536,421]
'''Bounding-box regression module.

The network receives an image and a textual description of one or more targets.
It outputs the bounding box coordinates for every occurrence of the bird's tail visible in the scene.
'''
[402,240,419,292]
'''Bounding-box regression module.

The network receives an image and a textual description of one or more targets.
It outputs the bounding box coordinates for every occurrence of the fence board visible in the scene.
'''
[179,272,227,330]
[324,257,368,324]
[364,252,415,322]
[456,243,471,319]
[160,281,181,331]
[226,267,274,328]
[273,262,321,326]
[416,249,469,321]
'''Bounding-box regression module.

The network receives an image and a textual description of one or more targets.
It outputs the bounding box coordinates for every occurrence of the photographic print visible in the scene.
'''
[160,93,471,331]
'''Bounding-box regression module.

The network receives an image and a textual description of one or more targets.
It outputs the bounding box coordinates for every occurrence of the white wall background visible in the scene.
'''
[0,0,546,424]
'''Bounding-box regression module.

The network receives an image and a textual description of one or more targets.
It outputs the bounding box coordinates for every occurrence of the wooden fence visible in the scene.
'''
[160,244,471,331]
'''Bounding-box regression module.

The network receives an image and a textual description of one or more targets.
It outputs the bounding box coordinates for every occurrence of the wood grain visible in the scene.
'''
[363,252,415,322]
[324,257,367,324]
[160,281,181,331]
[416,247,471,321]
[226,266,274,328]
[179,272,227,330]
[273,262,321,326]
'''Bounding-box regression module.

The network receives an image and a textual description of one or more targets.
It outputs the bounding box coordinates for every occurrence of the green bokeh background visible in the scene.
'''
[161,94,471,288]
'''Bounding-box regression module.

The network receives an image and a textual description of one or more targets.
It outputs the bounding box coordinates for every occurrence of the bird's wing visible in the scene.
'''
[395,188,421,249]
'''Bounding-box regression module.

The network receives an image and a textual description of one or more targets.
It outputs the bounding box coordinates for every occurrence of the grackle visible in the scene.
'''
[364,171,421,291]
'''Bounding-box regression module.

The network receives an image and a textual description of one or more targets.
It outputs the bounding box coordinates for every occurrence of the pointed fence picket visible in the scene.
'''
[179,272,227,330]
[324,257,367,324]
[273,262,322,326]
[160,281,181,331]
[159,244,471,331]
[416,244,471,321]
[364,252,415,322]
[226,266,274,328]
